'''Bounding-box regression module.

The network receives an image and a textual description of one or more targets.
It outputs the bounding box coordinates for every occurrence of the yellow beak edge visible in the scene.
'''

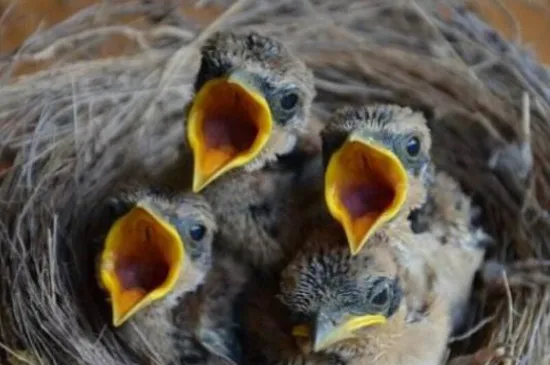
[324,136,408,255]
[99,203,184,327]
[292,314,387,351]
[187,76,273,192]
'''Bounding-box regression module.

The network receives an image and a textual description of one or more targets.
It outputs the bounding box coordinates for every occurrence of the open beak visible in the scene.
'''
[312,313,387,351]
[99,203,184,327]
[187,70,273,192]
[324,134,408,255]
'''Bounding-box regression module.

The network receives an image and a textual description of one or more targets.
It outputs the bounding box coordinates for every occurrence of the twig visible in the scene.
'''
[13,26,153,63]
[492,0,521,44]
[448,314,498,343]
[521,92,531,143]
[502,271,515,341]
[157,0,251,89]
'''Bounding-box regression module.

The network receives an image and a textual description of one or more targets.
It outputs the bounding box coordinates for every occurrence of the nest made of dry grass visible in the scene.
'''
[1,1,550,364]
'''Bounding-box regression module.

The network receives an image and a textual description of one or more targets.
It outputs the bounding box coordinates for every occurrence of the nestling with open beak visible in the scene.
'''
[96,187,222,364]
[277,231,451,365]
[321,104,431,257]
[184,30,316,269]
[321,104,488,329]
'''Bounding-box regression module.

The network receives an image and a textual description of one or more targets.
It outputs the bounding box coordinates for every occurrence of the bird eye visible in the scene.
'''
[370,287,389,306]
[405,136,421,157]
[189,224,206,241]
[280,92,299,110]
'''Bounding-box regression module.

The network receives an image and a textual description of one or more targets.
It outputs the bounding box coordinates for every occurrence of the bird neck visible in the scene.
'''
[405,178,428,213]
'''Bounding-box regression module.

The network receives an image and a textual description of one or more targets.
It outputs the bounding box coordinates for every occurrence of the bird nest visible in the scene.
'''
[1,0,549,364]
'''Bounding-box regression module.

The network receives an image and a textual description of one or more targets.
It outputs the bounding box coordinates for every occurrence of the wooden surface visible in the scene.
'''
[0,1,549,62]
[0,0,97,53]
[473,0,550,64]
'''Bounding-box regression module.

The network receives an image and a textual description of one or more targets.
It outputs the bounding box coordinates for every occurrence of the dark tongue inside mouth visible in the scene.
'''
[203,117,258,151]
[340,184,394,219]
[116,257,169,292]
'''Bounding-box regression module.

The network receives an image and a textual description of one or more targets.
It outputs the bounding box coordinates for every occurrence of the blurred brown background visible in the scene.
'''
[0,0,550,65]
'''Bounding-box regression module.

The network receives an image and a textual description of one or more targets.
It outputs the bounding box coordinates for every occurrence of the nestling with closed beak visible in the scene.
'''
[277,229,451,365]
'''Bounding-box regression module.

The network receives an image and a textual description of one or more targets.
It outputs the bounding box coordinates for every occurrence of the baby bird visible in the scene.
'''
[321,104,431,256]
[277,229,451,365]
[95,187,240,364]
[186,30,315,191]
[320,105,487,328]
[184,30,317,269]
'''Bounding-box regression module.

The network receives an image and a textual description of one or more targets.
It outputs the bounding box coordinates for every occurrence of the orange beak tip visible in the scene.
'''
[191,173,207,193]
[349,242,361,256]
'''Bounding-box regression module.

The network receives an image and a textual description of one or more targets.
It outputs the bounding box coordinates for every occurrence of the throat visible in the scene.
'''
[115,257,169,292]
[340,184,394,220]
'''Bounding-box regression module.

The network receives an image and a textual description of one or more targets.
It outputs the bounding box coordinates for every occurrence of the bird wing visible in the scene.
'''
[407,171,490,330]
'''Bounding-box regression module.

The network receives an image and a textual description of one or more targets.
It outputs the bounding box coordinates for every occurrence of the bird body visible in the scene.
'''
[201,162,309,270]
[407,170,488,330]
[341,298,450,365]
[171,251,249,365]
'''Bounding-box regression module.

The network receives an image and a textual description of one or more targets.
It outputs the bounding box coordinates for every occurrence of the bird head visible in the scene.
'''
[321,104,432,256]
[97,189,217,327]
[279,241,403,352]
[186,31,315,192]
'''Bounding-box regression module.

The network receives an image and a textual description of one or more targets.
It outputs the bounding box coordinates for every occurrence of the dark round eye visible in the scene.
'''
[189,224,206,241]
[406,136,421,157]
[370,287,389,306]
[280,92,299,110]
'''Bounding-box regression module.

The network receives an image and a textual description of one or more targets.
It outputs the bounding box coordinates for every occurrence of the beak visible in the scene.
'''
[312,313,387,352]
[99,202,184,327]
[187,69,273,192]
[324,134,408,255]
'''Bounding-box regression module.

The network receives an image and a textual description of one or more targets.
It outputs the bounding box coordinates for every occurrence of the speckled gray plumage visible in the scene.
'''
[171,249,249,365]
[279,237,402,317]
[202,160,322,271]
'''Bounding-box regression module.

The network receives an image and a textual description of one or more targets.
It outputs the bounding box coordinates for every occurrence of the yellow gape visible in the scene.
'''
[325,136,408,255]
[188,75,273,192]
[99,203,184,327]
